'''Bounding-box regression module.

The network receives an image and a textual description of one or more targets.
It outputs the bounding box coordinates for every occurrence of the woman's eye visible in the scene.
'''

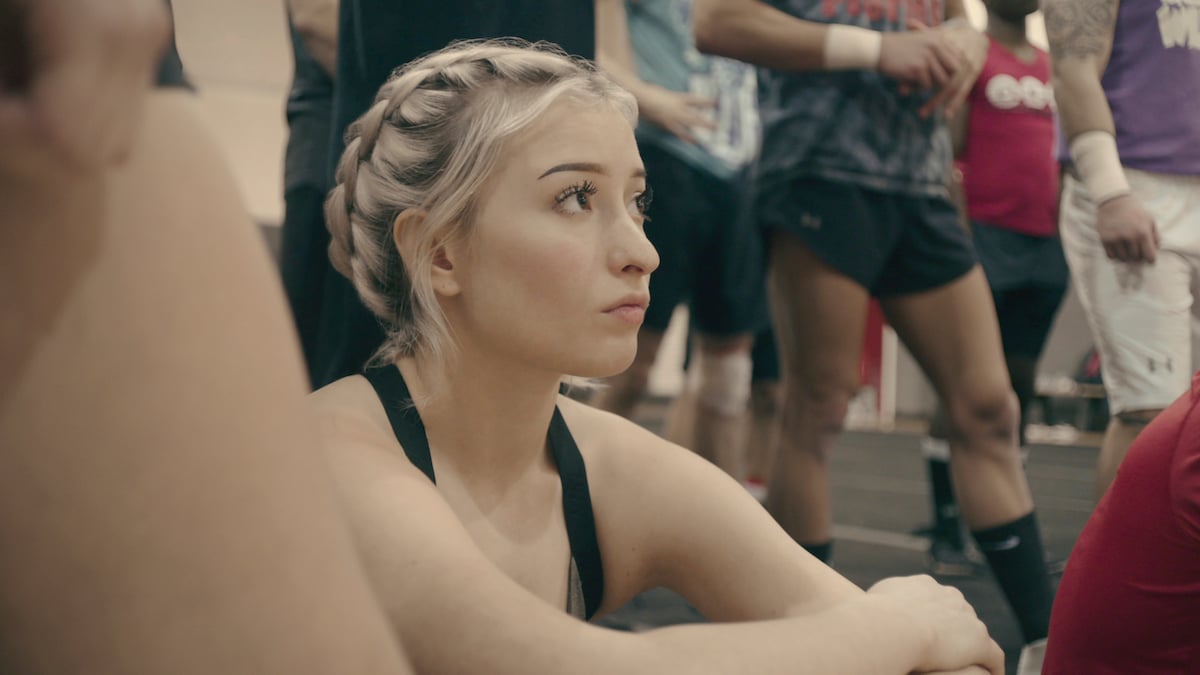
[631,185,653,219]
[555,180,598,214]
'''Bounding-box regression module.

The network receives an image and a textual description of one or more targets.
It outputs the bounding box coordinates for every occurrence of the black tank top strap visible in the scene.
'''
[549,407,604,620]
[362,366,436,482]
[363,365,603,619]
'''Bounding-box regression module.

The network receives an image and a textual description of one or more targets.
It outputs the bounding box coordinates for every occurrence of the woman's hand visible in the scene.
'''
[868,576,1004,675]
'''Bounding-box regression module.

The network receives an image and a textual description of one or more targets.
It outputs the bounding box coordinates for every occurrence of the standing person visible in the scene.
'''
[744,323,783,497]
[694,1,1056,670]
[279,0,337,385]
[1042,375,1200,673]
[312,38,1002,675]
[309,0,598,387]
[921,0,1068,576]
[0,1,415,673]
[1045,0,1200,501]
[593,0,767,477]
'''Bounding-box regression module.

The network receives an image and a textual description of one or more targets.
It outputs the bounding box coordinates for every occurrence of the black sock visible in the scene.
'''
[927,457,964,548]
[1007,353,1039,448]
[801,541,833,564]
[972,512,1053,642]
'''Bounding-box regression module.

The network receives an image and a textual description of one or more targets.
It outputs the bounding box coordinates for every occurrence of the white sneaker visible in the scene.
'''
[1016,638,1047,675]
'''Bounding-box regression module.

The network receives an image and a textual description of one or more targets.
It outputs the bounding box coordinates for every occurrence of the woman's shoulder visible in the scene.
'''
[555,395,697,481]
[309,374,398,456]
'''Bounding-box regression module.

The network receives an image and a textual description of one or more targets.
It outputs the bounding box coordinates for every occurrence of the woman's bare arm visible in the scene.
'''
[317,396,1001,675]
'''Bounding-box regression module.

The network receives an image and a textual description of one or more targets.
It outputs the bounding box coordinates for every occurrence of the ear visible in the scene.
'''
[392,209,462,298]
[429,235,463,298]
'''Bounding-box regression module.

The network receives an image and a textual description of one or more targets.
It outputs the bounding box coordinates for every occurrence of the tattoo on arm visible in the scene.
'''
[1044,0,1118,60]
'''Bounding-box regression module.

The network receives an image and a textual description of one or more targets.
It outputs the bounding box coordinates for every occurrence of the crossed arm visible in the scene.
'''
[692,0,985,116]
[318,396,1001,675]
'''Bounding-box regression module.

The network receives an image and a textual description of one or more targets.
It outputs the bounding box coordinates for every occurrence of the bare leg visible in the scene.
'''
[746,379,782,484]
[766,234,870,551]
[671,334,754,479]
[1094,411,1158,500]
[882,267,1052,644]
[880,268,1029,528]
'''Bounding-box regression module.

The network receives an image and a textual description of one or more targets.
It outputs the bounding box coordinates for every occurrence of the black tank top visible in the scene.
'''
[363,366,604,620]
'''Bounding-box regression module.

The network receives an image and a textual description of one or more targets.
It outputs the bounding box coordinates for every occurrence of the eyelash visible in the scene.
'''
[636,185,654,219]
[555,180,599,211]
[553,180,653,221]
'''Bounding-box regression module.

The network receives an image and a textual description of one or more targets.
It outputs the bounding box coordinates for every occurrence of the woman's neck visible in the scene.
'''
[397,347,563,486]
[987,11,1030,50]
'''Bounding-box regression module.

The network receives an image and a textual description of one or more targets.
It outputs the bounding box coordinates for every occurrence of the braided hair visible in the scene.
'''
[325,39,636,366]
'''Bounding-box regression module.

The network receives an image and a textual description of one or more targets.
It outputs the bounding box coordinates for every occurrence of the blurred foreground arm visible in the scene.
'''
[0,13,413,668]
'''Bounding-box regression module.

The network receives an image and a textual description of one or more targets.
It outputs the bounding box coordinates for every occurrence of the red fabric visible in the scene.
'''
[959,38,1058,237]
[1043,373,1200,673]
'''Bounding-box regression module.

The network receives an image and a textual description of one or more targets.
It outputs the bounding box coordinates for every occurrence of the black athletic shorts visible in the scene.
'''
[972,221,1068,358]
[758,176,977,296]
[640,142,769,337]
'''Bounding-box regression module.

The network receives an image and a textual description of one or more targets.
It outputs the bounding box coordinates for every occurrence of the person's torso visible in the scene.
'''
[1043,374,1200,673]
[627,0,760,178]
[360,366,603,619]
[331,0,597,183]
[1102,0,1200,175]
[284,16,334,192]
[960,38,1058,236]
[756,0,952,196]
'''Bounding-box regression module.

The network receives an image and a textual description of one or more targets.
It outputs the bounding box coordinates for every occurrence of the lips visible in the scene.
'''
[604,293,650,313]
[604,292,650,325]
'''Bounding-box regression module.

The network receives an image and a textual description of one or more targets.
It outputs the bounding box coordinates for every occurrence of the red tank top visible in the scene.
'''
[960,38,1058,237]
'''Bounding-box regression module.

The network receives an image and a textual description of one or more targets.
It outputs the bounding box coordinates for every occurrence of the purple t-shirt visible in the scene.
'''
[1096,0,1200,175]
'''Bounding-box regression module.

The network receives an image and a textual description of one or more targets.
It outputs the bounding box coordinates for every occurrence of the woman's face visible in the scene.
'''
[444,98,658,378]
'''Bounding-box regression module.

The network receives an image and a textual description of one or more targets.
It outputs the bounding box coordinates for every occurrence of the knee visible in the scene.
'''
[695,348,753,416]
[784,376,858,434]
[947,386,1020,451]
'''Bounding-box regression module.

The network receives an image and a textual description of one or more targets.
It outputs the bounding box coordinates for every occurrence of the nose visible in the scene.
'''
[609,212,659,277]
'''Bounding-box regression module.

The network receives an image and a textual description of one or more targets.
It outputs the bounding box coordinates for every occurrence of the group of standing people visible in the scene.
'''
[272,0,1200,672]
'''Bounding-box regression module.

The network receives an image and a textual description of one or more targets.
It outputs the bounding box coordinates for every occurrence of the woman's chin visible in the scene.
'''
[568,347,638,379]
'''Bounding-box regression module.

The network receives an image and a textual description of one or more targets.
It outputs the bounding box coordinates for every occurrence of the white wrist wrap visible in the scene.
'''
[823,25,883,70]
[1070,131,1131,205]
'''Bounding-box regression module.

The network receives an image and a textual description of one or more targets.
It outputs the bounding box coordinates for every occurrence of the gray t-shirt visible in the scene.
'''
[627,0,759,180]
[756,0,952,197]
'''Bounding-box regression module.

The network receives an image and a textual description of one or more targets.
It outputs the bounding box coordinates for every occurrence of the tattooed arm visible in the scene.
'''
[1046,0,1159,263]
[1043,0,1118,139]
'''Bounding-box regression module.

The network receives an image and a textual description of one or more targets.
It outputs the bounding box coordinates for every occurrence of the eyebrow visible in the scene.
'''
[538,162,648,180]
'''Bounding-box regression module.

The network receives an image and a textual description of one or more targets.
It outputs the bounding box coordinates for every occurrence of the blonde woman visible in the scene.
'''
[313,39,1000,675]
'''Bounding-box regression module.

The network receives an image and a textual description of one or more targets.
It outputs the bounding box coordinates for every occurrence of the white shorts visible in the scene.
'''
[1060,168,1200,414]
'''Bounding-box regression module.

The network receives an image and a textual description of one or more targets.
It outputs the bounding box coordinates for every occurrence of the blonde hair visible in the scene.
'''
[325,39,637,368]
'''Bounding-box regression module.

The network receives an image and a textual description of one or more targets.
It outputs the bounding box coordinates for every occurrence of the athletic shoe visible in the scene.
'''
[1016,638,1047,675]
[742,478,768,504]
[927,536,983,577]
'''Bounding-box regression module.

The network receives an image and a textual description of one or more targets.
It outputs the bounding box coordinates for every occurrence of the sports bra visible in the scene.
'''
[362,365,604,620]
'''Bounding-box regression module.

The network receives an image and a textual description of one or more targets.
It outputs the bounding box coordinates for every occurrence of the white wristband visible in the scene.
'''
[1069,130,1131,205]
[823,25,883,71]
